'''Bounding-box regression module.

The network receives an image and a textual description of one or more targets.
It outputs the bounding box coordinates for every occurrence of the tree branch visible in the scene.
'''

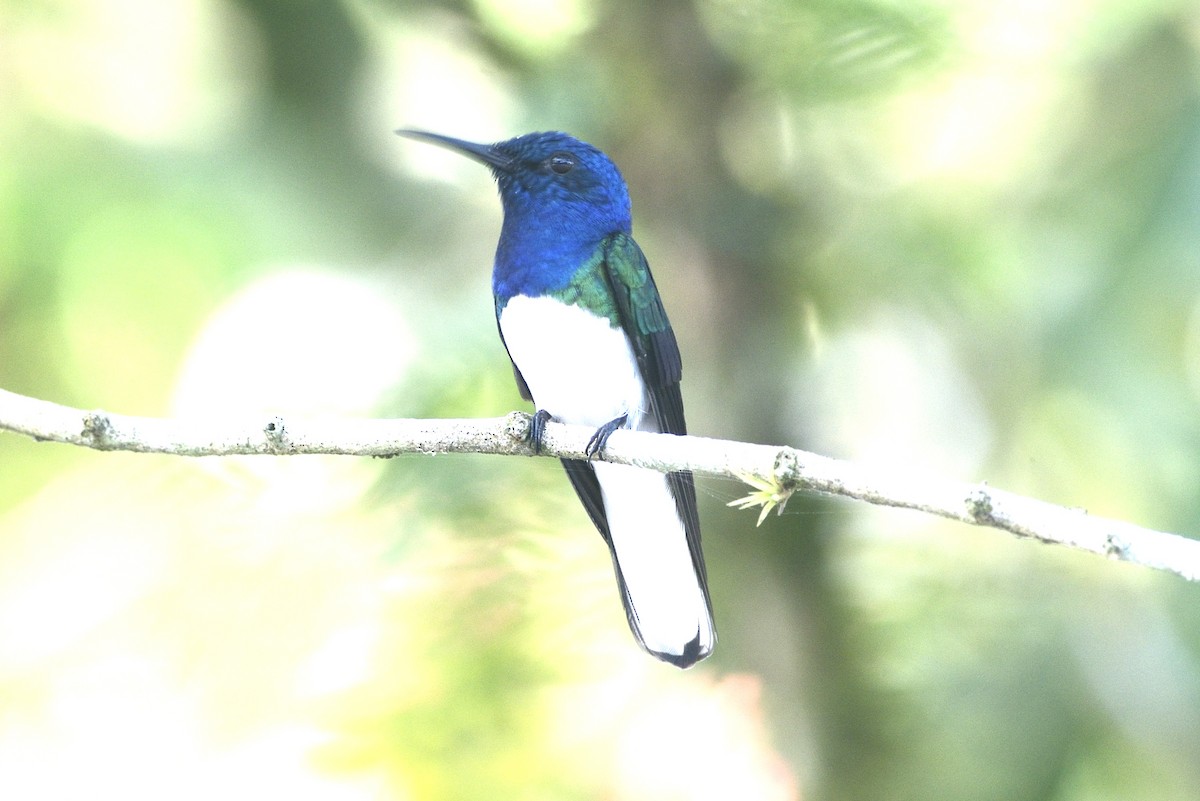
[2,386,1198,582]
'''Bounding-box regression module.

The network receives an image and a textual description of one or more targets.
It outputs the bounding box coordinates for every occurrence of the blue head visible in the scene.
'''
[398,129,633,298]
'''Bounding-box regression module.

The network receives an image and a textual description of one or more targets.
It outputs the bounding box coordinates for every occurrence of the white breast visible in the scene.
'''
[498,295,647,428]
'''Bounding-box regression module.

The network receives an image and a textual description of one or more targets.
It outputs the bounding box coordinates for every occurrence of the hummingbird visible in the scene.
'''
[397,129,715,668]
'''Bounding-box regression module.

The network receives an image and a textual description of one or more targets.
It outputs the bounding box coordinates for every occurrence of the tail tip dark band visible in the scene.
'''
[652,628,711,669]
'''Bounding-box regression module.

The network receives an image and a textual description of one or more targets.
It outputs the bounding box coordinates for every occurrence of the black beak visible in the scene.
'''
[395,129,513,172]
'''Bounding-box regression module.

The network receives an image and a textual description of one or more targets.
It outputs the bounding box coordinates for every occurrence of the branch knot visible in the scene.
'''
[965,484,994,524]
[81,411,114,450]
[772,448,802,492]
[504,411,532,445]
[264,416,289,453]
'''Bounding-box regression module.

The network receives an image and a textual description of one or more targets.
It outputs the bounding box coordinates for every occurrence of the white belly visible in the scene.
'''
[498,295,647,428]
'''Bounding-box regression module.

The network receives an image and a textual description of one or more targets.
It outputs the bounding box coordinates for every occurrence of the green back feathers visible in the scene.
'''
[548,246,618,322]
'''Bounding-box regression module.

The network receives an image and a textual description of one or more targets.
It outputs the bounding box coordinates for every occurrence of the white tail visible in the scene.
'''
[593,461,715,666]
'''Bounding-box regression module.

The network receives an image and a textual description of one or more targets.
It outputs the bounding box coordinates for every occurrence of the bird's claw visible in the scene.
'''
[585,414,628,461]
[529,409,553,454]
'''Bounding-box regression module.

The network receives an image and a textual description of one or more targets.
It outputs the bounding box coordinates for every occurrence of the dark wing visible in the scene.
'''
[599,232,712,596]
[600,232,686,435]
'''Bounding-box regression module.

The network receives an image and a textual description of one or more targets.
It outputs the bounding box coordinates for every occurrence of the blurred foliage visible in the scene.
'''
[3,0,1200,799]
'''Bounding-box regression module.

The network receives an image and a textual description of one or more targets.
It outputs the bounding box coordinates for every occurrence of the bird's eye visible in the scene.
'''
[548,152,576,174]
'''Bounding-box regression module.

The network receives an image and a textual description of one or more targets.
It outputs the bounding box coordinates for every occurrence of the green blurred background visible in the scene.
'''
[3,0,1200,798]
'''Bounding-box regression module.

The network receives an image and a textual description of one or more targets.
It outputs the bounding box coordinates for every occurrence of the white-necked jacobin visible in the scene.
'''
[397,129,715,668]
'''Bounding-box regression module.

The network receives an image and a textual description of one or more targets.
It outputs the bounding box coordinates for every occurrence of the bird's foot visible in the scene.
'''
[528,409,553,454]
[585,414,628,461]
